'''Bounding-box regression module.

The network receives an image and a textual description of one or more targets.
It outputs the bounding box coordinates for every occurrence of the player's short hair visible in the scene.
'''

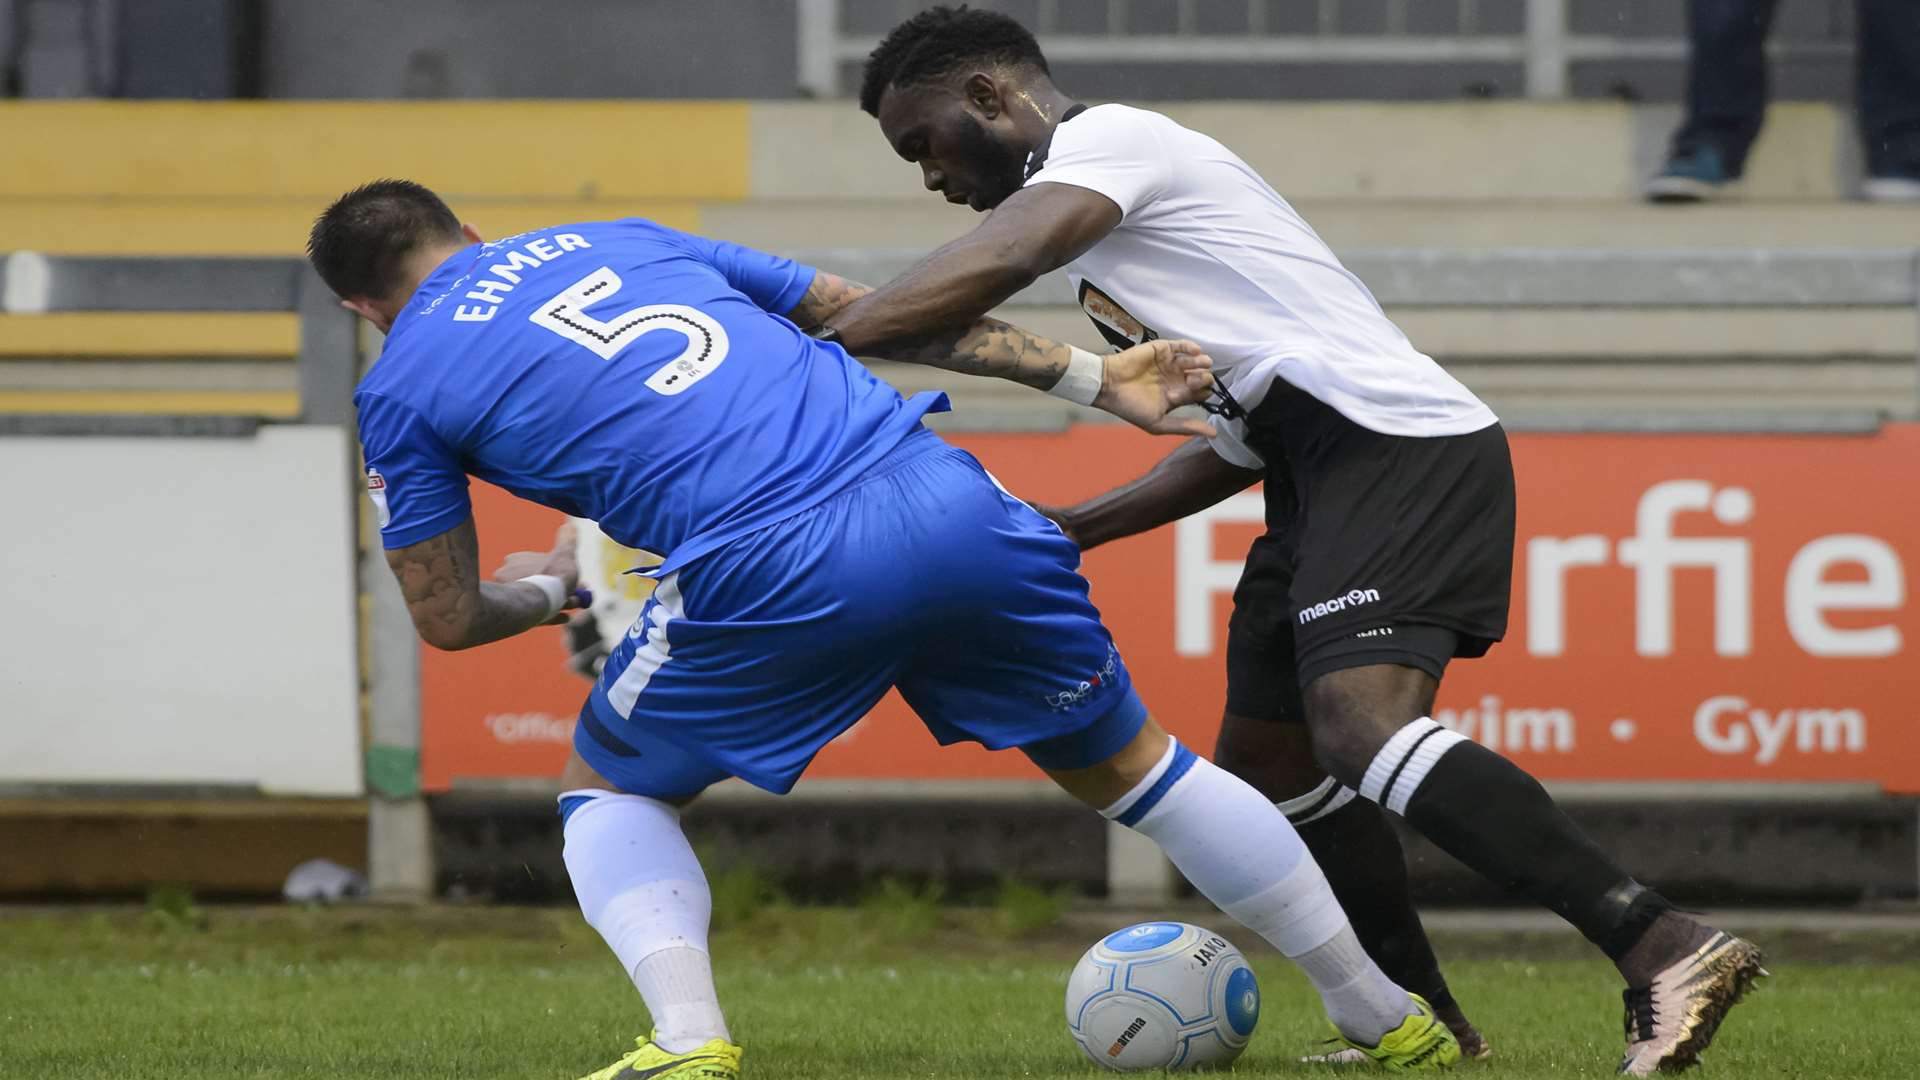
[307,179,464,300]
[859,4,1050,117]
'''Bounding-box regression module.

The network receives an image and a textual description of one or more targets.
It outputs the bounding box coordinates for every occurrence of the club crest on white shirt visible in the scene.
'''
[1078,280,1157,351]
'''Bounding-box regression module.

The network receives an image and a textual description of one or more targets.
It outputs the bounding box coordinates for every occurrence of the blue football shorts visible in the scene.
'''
[573,427,1148,799]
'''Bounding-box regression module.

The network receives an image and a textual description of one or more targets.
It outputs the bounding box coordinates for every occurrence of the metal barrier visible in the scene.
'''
[10,245,1911,377]
[0,252,356,424]
[797,0,1853,100]
[794,247,1920,311]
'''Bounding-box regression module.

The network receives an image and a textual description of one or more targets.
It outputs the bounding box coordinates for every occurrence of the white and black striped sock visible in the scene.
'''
[1358,717,1468,816]
[1276,775,1359,826]
[1354,718,1659,961]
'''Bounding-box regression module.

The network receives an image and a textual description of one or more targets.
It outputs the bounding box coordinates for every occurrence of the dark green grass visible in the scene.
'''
[2,903,1916,1079]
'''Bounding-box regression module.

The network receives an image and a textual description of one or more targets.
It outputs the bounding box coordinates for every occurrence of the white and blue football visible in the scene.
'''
[1064,921,1261,1071]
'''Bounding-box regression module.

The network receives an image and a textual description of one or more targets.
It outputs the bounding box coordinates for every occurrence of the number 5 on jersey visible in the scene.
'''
[531,266,731,396]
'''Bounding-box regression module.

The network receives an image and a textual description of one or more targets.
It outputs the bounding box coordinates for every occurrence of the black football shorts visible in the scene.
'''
[1223,379,1515,724]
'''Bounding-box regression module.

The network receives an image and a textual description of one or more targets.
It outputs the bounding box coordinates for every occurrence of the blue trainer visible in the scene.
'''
[1644,146,1736,203]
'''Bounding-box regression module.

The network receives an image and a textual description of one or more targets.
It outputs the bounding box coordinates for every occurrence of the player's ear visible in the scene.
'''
[964,72,1001,119]
[339,296,389,331]
[460,222,483,244]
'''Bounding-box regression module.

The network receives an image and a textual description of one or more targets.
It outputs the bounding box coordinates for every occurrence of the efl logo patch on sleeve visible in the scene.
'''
[366,468,391,528]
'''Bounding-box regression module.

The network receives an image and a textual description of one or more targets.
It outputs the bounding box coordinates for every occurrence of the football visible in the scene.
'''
[1064,921,1261,1071]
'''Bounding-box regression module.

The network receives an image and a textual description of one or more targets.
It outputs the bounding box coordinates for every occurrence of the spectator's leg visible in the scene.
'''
[1857,0,1920,182]
[1670,0,1781,176]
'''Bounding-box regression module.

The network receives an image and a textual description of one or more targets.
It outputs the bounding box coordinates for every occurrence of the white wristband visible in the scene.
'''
[519,574,568,619]
[1046,346,1104,407]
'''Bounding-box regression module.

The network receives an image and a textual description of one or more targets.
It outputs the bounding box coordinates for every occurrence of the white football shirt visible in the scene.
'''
[1023,104,1497,467]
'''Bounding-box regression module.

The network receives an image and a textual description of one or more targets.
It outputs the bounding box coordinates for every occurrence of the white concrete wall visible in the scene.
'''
[0,425,362,795]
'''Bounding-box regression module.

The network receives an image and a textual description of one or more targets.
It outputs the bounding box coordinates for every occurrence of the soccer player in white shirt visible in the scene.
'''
[822,7,1765,1075]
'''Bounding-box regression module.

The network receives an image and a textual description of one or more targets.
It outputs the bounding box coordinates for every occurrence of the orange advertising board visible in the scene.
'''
[420,424,1920,793]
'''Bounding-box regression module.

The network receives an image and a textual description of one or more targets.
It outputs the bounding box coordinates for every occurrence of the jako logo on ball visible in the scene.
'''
[1065,922,1260,1071]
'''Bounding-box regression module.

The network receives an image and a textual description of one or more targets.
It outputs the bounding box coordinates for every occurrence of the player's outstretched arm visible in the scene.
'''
[819,182,1120,353]
[791,271,1215,437]
[1034,436,1262,551]
[386,519,583,651]
[787,270,1076,391]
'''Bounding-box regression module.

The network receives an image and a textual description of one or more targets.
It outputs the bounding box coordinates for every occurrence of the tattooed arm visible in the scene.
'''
[784,269,873,331]
[385,518,581,651]
[789,270,1112,393]
[874,315,1089,391]
[787,269,1215,435]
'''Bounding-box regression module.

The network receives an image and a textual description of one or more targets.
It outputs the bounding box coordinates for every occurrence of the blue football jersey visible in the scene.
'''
[354,219,948,574]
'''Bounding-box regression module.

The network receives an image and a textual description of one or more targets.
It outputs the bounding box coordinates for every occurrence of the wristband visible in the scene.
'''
[1046,346,1103,407]
[519,574,568,619]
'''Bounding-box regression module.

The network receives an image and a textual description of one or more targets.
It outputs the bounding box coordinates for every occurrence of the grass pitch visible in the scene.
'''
[3,900,1917,1080]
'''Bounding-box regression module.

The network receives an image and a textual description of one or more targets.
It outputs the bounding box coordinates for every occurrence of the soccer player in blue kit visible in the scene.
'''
[308,180,1460,1079]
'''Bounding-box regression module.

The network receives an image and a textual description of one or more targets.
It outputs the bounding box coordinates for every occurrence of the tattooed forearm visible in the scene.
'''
[872,317,1072,392]
[790,270,1074,392]
[786,271,874,329]
[386,519,554,651]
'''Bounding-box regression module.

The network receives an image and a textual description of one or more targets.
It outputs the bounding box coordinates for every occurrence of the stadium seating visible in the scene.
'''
[2,98,1911,418]
[0,101,723,416]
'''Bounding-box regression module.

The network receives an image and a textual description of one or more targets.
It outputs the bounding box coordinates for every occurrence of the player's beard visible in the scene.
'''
[955,113,1030,211]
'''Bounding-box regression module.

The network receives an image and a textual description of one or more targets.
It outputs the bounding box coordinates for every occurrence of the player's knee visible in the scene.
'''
[1040,716,1172,811]
[560,745,621,792]
[1212,712,1325,803]
[1304,721,1372,787]
[1301,663,1443,783]
[1302,676,1400,783]
[559,746,709,810]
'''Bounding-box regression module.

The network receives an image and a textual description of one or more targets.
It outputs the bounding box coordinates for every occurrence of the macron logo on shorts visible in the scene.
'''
[1298,588,1380,625]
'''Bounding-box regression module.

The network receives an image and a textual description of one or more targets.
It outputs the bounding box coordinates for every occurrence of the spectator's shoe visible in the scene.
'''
[577,1034,740,1080]
[1863,174,1920,203]
[1644,148,1737,203]
[1617,931,1766,1076]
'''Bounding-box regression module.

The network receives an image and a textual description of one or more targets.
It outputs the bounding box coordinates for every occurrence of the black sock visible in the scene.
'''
[1370,723,1669,962]
[1284,782,1456,1011]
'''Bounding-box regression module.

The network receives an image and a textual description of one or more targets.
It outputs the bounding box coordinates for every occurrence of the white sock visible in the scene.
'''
[560,789,731,1053]
[1102,742,1416,1044]
[1293,924,1423,1045]
[632,947,728,1054]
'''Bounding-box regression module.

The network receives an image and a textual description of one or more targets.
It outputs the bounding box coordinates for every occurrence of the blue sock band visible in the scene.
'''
[1115,743,1199,828]
[557,793,596,825]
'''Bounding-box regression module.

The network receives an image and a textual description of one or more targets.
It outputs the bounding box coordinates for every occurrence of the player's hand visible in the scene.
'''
[492,522,587,625]
[1094,339,1218,438]
[563,609,610,679]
